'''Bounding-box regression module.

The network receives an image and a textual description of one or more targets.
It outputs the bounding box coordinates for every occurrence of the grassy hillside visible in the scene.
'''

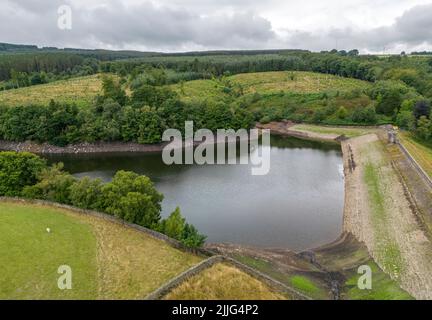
[171,71,372,102]
[0,71,371,109]
[0,75,103,107]
[231,71,371,94]
[163,263,288,300]
[0,201,202,299]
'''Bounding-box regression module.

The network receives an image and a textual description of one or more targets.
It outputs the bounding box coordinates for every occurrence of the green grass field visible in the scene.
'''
[0,75,103,107]
[0,202,98,299]
[399,132,432,178]
[0,201,202,299]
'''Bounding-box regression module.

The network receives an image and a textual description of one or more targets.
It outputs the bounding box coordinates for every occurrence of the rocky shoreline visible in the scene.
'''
[0,140,170,154]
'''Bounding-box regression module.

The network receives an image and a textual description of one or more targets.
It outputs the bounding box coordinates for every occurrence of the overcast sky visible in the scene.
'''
[1,0,432,53]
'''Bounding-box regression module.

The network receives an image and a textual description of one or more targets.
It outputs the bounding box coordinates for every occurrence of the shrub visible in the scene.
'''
[69,177,104,210]
[22,163,76,204]
[160,207,186,240]
[101,171,163,227]
[181,223,207,248]
[336,106,348,119]
[351,105,377,124]
[0,152,46,196]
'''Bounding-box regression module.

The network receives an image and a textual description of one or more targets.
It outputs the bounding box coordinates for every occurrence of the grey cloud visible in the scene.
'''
[0,0,275,50]
[1,0,432,53]
[73,2,276,49]
[280,4,432,52]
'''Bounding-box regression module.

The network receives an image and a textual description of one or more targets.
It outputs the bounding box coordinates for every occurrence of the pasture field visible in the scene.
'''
[0,75,103,107]
[163,263,288,300]
[0,201,202,299]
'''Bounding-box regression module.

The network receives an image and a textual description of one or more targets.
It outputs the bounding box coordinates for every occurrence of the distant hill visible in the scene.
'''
[0,42,309,58]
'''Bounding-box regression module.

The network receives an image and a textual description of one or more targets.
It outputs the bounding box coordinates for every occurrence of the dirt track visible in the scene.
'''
[342,133,432,299]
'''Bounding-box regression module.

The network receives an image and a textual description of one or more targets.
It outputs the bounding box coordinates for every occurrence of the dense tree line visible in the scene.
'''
[1,49,432,144]
[0,57,100,90]
[0,53,86,81]
[0,76,254,146]
[0,151,206,248]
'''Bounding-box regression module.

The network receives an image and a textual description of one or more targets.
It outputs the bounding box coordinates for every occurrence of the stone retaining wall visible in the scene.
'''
[144,256,225,300]
[145,255,310,300]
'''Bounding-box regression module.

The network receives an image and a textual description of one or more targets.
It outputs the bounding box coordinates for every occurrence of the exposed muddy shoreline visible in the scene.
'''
[0,132,255,154]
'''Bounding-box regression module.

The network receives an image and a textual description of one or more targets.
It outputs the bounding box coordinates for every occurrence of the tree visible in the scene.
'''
[336,106,348,119]
[351,105,377,123]
[101,171,163,226]
[415,116,431,140]
[22,163,76,204]
[0,152,46,196]
[118,192,160,227]
[413,100,431,119]
[376,90,402,116]
[100,76,127,105]
[181,223,207,248]
[396,110,415,129]
[137,106,163,144]
[69,177,104,210]
[348,49,359,56]
[162,207,186,240]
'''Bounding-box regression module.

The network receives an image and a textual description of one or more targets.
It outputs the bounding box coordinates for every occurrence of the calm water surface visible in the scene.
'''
[45,136,344,250]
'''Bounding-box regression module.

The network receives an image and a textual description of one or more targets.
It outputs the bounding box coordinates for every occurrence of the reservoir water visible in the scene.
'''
[45,136,344,251]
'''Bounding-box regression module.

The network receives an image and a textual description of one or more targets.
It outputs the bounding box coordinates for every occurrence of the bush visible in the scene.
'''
[22,163,76,204]
[336,106,348,119]
[413,100,431,119]
[160,207,186,240]
[0,152,46,196]
[69,177,104,210]
[351,105,377,124]
[181,223,207,248]
[415,116,432,140]
[396,110,415,129]
[101,171,163,227]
